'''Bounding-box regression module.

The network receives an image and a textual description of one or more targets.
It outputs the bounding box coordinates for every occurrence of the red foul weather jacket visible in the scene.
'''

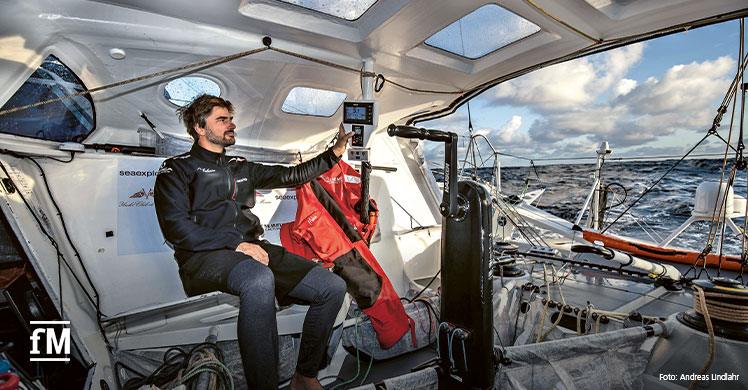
[280,161,411,348]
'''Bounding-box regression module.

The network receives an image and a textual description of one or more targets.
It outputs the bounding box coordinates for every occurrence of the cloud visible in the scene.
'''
[425,116,530,163]
[476,115,528,145]
[615,79,637,96]
[425,44,737,162]
[524,55,735,153]
[420,110,469,134]
[487,43,644,112]
[621,56,735,115]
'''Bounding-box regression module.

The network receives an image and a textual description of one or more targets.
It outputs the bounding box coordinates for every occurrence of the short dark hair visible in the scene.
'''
[176,94,234,141]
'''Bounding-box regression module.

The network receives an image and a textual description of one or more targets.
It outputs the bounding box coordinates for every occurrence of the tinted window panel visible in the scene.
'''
[0,55,95,142]
[163,76,222,107]
[425,5,541,59]
[277,0,377,20]
[282,87,346,117]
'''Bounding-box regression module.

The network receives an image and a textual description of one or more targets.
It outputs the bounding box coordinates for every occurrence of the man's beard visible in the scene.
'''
[205,127,235,147]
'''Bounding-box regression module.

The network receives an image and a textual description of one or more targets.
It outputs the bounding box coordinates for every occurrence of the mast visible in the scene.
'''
[591,141,611,230]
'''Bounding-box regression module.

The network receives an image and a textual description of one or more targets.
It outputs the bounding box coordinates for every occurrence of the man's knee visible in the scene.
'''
[228,261,275,299]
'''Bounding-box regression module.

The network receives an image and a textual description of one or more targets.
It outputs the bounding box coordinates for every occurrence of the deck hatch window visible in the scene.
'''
[282,87,347,117]
[0,55,95,142]
[164,76,221,107]
[276,0,377,20]
[425,4,541,59]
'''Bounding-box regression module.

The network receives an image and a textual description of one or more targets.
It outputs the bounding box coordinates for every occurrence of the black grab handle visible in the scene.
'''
[388,124,461,218]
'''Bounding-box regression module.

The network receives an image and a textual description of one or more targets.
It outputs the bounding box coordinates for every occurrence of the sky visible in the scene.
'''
[421,19,745,167]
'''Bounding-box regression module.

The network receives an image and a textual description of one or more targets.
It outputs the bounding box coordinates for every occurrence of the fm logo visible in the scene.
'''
[29,321,71,362]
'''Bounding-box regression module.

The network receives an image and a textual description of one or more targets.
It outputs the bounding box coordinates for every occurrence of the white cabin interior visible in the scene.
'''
[1,0,747,388]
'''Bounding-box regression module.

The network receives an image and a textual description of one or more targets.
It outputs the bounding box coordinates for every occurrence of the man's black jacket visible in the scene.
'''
[154,143,340,262]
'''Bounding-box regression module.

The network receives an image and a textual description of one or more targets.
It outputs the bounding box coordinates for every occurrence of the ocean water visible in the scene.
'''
[438,158,748,255]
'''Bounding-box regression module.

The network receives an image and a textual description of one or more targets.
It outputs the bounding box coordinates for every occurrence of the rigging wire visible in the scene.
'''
[738,18,748,279]
[602,50,748,237]
[741,19,748,283]
[600,132,713,234]
[686,19,748,278]
[496,151,732,163]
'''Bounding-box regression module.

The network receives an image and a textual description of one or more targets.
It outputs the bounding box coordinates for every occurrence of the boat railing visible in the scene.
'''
[458,133,501,193]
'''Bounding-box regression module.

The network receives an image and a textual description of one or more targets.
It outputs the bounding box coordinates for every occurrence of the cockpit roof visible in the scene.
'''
[0,0,746,150]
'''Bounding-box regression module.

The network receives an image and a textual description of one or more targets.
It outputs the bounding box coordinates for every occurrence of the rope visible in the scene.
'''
[551,264,566,306]
[0,36,470,120]
[535,264,567,342]
[535,264,552,342]
[267,46,363,74]
[0,47,270,117]
[692,288,748,323]
[689,285,716,390]
[377,75,465,95]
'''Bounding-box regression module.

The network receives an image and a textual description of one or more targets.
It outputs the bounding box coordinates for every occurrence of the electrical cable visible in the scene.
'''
[405,270,440,303]
[0,152,113,356]
[25,156,111,346]
[330,317,362,390]
[122,342,227,390]
[43,152,76,164]
[0,160,98,307]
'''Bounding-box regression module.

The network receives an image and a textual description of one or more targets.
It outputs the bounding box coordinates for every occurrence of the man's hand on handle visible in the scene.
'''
[236,242,269,265]
[332,123,353,158]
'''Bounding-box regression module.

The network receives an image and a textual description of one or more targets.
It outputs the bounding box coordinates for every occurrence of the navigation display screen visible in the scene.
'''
[345,106,367,121]
[343,102,374,125]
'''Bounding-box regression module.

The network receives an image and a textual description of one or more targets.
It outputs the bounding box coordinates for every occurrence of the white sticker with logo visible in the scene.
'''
[117,159,169,256]
[253,189,298,244]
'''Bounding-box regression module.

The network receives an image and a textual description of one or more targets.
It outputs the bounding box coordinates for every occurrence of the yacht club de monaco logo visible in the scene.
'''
[119,187,156,208]
[29,320,71,362]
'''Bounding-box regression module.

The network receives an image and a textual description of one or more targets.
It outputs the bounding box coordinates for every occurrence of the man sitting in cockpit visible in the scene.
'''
[154,94,351,390]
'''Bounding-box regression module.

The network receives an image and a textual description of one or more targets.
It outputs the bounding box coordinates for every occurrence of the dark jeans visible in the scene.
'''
[179,245,347,389]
